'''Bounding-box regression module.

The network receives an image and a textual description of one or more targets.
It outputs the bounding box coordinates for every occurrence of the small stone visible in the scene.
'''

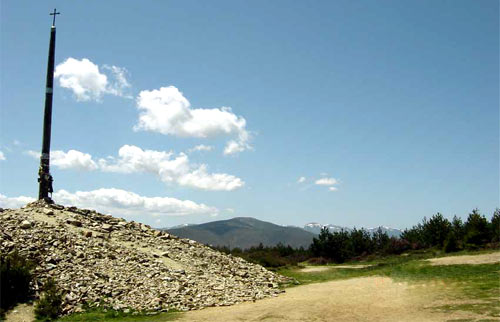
[159,234,170,240]
[67,219,82,227]
[20,220,32,229]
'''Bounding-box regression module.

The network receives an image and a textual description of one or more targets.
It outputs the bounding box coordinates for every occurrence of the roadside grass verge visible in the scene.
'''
[279,250,500,318]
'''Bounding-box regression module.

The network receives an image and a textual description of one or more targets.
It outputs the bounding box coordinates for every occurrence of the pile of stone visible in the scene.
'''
[0,200,290,315]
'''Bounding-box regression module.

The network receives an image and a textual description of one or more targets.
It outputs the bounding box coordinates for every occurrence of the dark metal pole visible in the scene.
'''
[38,10,59,201]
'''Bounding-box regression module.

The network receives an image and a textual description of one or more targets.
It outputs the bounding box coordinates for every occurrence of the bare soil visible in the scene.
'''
[179,276,482,322]
[427,251,500,266]
[4,303,34,322]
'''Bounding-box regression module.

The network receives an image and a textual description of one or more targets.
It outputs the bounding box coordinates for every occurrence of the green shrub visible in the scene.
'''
[0,252,34,317]
[34,278,62,321]
[310,229,352,263]
[372,228,391,251]
[423,213,451,247]
[491,209,500,243]
[383,237,410,255]
[401,222,426,249]
[464,209,491,246]
[444,231,460,253]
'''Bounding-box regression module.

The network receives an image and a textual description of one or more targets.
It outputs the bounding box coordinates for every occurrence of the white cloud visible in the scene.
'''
[223,139,248,156]
[54,58,131,101]
[98,145,244,191]
[53,188,218,217]
[315,177,338,186]
[26,150,39,158]
[188,144,213,153]
[176,165,244,191]
[27,150,98,171]
[134,86,251,155]
[0,151,5,161]
[102,65,132,98]
[25,145,244,191]
[0,194,35,208]
[0,189,218,217]
[314,176,340,191]
[297,176,306,183]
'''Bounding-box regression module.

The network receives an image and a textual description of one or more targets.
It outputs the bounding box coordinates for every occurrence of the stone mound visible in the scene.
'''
[0,200,289,315]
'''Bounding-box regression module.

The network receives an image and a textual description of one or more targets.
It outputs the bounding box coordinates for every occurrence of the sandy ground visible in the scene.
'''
[4,277,489,322]
[427,251,500,266]
[179,276,484,322]
[4,304,34,322]
[180,252,500,322]
[299,266,331,273]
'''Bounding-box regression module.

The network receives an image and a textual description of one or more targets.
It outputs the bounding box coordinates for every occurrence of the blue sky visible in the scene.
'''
[1,0,498,229]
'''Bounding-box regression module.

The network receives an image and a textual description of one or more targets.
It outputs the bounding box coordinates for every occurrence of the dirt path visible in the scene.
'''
[4,303,34,322]
[427,251,500,266]
[179,276,479,322]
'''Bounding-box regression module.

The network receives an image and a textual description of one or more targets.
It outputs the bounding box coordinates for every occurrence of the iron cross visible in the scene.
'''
[50,9,60,26]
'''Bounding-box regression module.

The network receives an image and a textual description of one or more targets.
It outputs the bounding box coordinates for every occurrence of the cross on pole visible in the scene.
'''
[50,9,60,26]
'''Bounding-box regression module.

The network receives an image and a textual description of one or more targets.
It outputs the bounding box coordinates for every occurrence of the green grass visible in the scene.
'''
[278,250,500,318]
[54,308,181,322]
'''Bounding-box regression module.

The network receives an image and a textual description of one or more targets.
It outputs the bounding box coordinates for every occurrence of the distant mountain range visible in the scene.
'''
[164,217,316,249]
[303,223,403,238]
[163,217,403,249]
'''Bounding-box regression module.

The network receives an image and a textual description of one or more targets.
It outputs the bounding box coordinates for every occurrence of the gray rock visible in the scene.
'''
[67,219,82,227]
[20,220,32,229]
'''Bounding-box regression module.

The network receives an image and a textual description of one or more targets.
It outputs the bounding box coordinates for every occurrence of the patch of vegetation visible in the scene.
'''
[0,251,35,318]
[436,300,500,319]
[213,243,311,268]
[55,308,181,322]
[35,278,63,321]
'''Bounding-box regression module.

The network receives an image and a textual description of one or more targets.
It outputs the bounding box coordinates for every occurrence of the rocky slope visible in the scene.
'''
[0,200,289,316]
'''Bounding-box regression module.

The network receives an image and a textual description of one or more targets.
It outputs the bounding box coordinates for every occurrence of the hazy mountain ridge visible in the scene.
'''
[163,217,402,249]
[164,217,316,249]
[303,223,403,238]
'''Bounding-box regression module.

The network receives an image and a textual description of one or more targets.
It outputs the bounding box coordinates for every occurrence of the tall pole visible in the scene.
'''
[38,9,60,201]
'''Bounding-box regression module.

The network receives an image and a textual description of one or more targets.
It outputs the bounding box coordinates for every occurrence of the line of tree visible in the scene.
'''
[213,243,311,268]
[401,209,499,252]
[214,208,499,267]
[310,208,499,263]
